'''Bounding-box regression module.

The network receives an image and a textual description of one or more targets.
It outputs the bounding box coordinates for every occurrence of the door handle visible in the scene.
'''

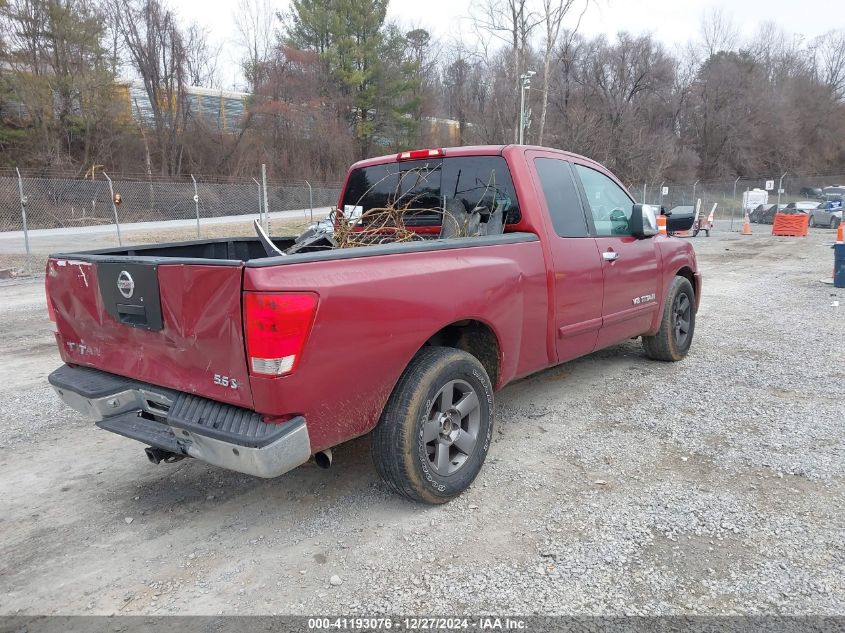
[602,250,619,261]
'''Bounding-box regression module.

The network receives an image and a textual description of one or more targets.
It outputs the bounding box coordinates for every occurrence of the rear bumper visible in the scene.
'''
[48,364,311,478]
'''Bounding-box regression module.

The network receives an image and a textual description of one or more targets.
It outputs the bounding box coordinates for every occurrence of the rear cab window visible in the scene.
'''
[533,158,589,237]
[341,155,521,228]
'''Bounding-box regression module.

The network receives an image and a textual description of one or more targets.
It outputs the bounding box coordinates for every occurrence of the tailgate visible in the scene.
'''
[46,259,253,408]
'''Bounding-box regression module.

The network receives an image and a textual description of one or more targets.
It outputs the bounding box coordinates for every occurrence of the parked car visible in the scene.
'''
[799,186,823,199]
[759,204,787,224]
[808,198,843,228]
[823,186,845,202]
[783,201,821,214]
[45,145,701,504]
[750,203,775,223]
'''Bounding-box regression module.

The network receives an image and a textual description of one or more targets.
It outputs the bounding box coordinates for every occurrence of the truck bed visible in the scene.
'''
[53,233,536,266]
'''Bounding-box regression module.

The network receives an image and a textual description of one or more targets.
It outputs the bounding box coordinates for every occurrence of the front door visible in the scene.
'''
[572,163,660,349]
[528,152,604,363]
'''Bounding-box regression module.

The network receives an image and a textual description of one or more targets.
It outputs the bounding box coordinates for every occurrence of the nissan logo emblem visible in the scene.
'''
[117,270,135,299]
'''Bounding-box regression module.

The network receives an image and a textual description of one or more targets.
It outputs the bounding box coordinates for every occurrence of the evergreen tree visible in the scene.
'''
[286,0,421,157]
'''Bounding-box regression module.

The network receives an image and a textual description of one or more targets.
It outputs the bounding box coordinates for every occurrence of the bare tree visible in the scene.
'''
[471,0,543,142]
[699,8,738,58]
[537,0,586,144]
[813,29,845,101]
[184,22,222,88]
[232,0,275,93]
[112,0,188,176]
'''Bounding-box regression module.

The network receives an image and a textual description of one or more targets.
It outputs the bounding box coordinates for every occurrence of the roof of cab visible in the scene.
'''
[347,144,600,171]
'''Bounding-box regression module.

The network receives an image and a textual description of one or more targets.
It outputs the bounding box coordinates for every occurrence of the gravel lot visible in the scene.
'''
[0,227,843,616]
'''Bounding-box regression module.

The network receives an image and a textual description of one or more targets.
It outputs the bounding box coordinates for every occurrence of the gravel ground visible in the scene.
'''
[0,226,843,616]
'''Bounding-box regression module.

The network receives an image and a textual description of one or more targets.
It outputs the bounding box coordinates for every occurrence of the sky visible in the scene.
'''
[172,0,843,89]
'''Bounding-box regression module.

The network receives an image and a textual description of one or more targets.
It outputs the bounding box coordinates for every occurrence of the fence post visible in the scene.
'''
[15,168,32,274]
[191,174,200,238]
[252,178,263,226]
[261,163,270,233]
[731,176,741,231]
[102,172,123,246]
[305,179,313,224]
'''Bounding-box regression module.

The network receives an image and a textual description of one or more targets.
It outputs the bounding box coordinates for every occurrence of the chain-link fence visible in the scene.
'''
[632,174,845,230]
[3,167,844,275]
[0,169,342,274]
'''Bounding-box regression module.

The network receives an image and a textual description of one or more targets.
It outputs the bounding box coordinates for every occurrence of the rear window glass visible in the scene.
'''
[534,158,589,237]
[341,155,521,225]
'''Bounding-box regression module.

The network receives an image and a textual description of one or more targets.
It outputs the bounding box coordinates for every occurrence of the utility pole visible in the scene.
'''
[692,180,700,206]
[519,71,535,144]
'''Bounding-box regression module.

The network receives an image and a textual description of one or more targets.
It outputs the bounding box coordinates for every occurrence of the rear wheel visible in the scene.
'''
[642,276,696,362]
[372,347,494,504]
[808,215,815,228]
[832,217,841,229]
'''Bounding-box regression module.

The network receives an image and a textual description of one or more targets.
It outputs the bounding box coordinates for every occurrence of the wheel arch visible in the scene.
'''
[675,266,699,306]
[421,319,502,389]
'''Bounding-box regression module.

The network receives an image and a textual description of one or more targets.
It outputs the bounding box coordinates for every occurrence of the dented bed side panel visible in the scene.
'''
[243,239,549,452]
[46,260,254,409]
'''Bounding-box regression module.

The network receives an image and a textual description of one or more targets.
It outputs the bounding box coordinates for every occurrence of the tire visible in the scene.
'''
[692,229,699,237]
[705,229,710,237]
[642,276,696,362]
[832,217,841,229]
[372,346,494,504]
[808,215,815,228]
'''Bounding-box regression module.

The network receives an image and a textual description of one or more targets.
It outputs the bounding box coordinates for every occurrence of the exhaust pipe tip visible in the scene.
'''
[145,446,163,464]
[145,446,184,465]
[314,448,332,469]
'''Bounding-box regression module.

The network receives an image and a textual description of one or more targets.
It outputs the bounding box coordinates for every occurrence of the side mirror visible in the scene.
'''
[630,204,658,238]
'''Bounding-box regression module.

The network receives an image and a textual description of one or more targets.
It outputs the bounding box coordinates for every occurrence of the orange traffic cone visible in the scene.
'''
[742,213,752,235]
[657,214,667,235]
[837,222,844,244]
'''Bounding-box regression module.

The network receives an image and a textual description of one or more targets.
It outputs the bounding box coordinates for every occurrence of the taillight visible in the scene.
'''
[397,148,444,161]
[243,292,318,376]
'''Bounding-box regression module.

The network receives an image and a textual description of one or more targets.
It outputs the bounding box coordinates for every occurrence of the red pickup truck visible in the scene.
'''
[46,145,700,504]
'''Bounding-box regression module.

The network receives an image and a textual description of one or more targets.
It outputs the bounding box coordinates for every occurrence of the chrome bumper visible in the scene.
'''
[176,421,311,478]
[49,365,311,479]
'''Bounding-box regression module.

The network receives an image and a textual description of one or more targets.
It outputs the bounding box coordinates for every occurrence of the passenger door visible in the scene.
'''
[816,205,831,225]
[572,163,660,348]
[528,152,604,363]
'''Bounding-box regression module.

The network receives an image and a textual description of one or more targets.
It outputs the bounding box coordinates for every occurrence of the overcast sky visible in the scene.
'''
[173,0,842,89]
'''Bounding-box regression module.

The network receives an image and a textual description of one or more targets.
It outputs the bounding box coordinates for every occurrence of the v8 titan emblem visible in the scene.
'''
[117,270,135,299]
[632,293,656,305]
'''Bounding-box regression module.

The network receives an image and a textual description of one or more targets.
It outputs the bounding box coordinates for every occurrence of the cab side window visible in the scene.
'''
[534,158,589,237]
[574,164,634,236]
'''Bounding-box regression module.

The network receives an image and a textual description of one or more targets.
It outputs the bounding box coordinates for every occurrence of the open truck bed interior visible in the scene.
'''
[55,237,301,265]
